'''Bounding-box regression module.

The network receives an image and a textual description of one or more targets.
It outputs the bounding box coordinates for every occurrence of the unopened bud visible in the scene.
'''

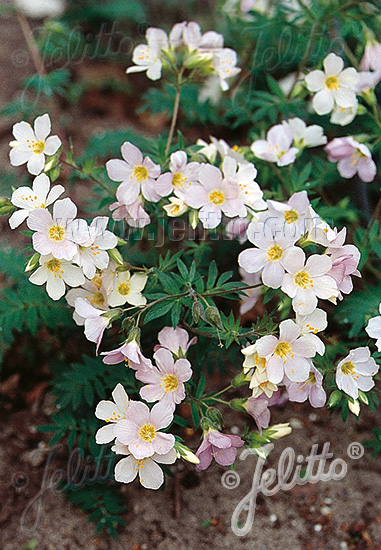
[189,210,198,230]
[205,407,223,429]
[101,308,122,323]
[25,253,40,272]
[358,391,369,405]
[117,237,127,246]
[348,399,360,416]
[192,301,205,323]
[174,441,200,464]
[0,197,15,216]
[205,306,223,329]
[108,248,125,266]
[267,423,292,440]
[121,316,135,335]
[200,417,213,432]
[127,326,141,345]
[232,372,250,387]
[327,390,342,408]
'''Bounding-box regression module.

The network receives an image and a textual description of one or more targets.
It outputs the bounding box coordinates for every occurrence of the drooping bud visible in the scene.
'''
[127,326,141,345]
[348,399,360,416]
[231,372,250,387]
[174,441,200,464]
[121,316,135,336]
[229,398,248,413]
[205,306,223,329]
[108,248,125,266]
[192,301,205,323]
[200,416,213,432]
[25,253,40,272]
[205,407,223,429]
[327,390,342,408]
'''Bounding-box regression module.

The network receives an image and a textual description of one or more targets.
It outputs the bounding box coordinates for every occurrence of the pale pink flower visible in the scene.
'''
[360,42,381,71]
[106,142,161,205]
[266,190,311,239]
[66,281,109,325]
[74,298,114,352]
[156,151,200,200]
[326,228,361,299]
[295,308,327,356]
[251,124,298,167]
[114,401,175,459]
[101,339,153,370]
[355,71,381,94]
[196,428,244,470]
[185,164,246,229]
[9,113,61,175]
[336,347,378,400]
[282,118,327,148]
[366,303,381,352]
[286,363,326,407]
[9,173,64,229]
[110,196,151,228]
[325,137,376,183]
[222,156,266,211]
[154,326,197,357]
[255,319,316,384]
[112,443,176,489]
[239,268,262,315]
[29,254,84,301]
[27,197,89,261]
[305,53,358,116]
[244,390,282,433]
[95,384,130,444]
[281,248,337,315]
[73,217,118,279]
[137,348,192,407]
[238,221,299,289]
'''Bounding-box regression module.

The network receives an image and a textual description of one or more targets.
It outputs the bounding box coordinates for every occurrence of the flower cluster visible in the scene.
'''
[126,22,240,91]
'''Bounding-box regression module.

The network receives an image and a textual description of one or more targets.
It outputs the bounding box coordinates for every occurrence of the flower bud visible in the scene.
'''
[174,441,200,464]
[127,326,141,345]
[163,197,188,217]
[205,306,223,329]
[267,423,292,440]
[189,210,198,230]
[121,316,135,336]
[327,390,342,408]
[358,391,369,405]
[200,416,213,432]
[108,248,125,266]
[192,301,205,323]
[348,399,360,416]
[0,198,15,216]
[101,308,123,323]
[25,253,40,272]
[117,237,127,246]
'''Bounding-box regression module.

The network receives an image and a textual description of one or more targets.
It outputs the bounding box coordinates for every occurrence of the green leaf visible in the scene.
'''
[144,300,174,323]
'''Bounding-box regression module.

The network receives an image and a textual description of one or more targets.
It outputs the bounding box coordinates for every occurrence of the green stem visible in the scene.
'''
[61,157,113,195]
[203,282,262,298]
[286,21,319,100]
[165,71,183,158]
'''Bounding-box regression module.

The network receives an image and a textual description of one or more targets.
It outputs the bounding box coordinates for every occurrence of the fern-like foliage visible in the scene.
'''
[0,245,72,363]
[64,483,127,538]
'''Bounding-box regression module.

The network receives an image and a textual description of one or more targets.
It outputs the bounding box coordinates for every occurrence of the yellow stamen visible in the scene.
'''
[132,166,148,182]
[294,271,311,288]
[139,424,156,442]
[162,374,178,393]
[274,342,291,358]
[209,190,225,205]
[118,282,131,296]
[267,244,283,261]
[48,225,65,241]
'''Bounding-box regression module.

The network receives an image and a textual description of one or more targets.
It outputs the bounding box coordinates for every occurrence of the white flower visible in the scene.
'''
[15,0,65,18]
[330,102,358,126]
[182,21,224,52]
[126,28,169,81]
[238,221,299,289]
[74,298,114,352]
[296,308,327,356]
[283,118,327,148]
[281,248,338,315]
[222,156,267,211]
[366,303,381,351]
[196,136,246,164]
[213,48,241,91]
[255,319,316,383]
[9,114,61,175]
[9,173,64,229]
[66,279,109,325]
[336,347,378,400]
[27,197,89,261]
[73,217,118,279]
[112,443,177,490]
[108,271,148,307]
[251,124,298,167]
[29,254,84,300]
[305,53,359,116]
[95,384,130,444]
[156,151,200,200]
[266,190,311,239]
[241,344,278,398]
[163,197,189,217]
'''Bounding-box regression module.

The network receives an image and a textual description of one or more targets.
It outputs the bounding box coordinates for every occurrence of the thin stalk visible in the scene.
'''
[286,21,319,101]
[165,71,183,158]
[61,157,113,195]
[16,10,45,76]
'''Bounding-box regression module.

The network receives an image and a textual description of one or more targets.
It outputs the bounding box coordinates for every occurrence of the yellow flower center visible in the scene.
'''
[294,270,312,288]
[284,209,299,224]
[306,371,316,385]
[46,258,61,272]
[232,145,242,152]
[325,76,339,90]
[267,244,283,261]
[133,165,148,182]
[162,374,178,393]
[274,342,291,358]
[32,140,45,154]
[341,361,355,376]
[90,291,105,307]
[139,424,156,442]
[48,225,65,241]
[118,282,131,296]
[209,190,225,205]
[172,173,187,187]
